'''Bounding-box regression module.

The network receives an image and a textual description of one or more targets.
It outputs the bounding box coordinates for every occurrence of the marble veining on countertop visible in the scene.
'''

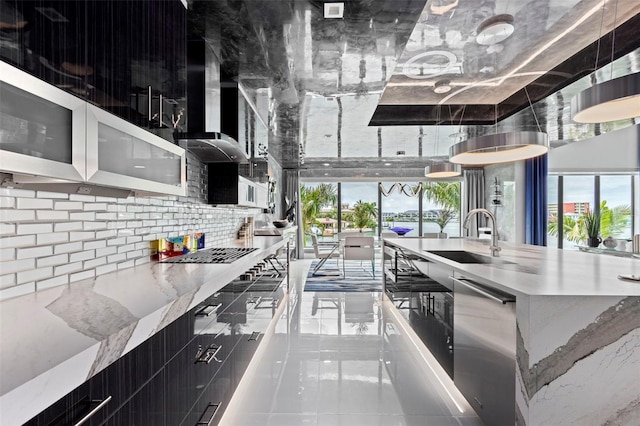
[0,235,288,426]
[384,238,640,297]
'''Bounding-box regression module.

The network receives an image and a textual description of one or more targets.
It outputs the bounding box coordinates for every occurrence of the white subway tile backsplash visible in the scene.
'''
[84,240,106,250]
[95,229,118,239]
[0,188,35,198]
[69,231,95,242]
[107,253,126,263]
[83,221,107,231]
[37,254,69,268]
[107,204,127,212]
[126,205,144,213]
[117,260,135,270]
[126,236,142,244]
[126,250,143,259]
[70,270,95,283]
[95,196,118,203]
[96,263,117,276]
[1,209,35,222]
[0,282,36,301]
[16,198,53,209]
[69,194,95,202]
[37,191,69,199]
[96,246,117,257]
[0,235,36,249]
[0,246,15,261]
[54,201,83,211]
[17,246,53,259]
[55,262,83,275]
[107,237,127,246]
[84,203,108,212]
[36,210,70,221]
[69,212,95,221]
[117,212,136,220]
[37,232,69,245]
[0,223,15,236]
[0,197,15,208]
[17,267,52,284]
[84,257,106,269]
[16,223,53,234]
[54,241,83,254]
[69,250,95,262]
[54,222,83,232]
[0,273,16,289]
[117,229,135,237]
[95,212,117,220]
[135,257,150,266]
[117,245,136,254]
[37,275,69,290]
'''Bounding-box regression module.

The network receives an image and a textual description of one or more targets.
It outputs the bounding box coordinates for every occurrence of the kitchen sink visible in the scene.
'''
[426,250,513,264]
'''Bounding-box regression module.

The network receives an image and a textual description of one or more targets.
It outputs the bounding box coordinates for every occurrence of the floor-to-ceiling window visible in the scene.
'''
[300,181,338,247]
[422,181,461,238]
[340,182,378,236]
[380,182,420,237]
[547,174,635,249]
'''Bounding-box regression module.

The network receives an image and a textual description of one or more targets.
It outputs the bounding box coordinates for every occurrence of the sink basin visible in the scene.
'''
[426,250,509,264]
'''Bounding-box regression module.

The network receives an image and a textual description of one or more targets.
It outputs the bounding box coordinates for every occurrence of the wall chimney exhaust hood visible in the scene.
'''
[174,131,249,163]
[177,38,250,164]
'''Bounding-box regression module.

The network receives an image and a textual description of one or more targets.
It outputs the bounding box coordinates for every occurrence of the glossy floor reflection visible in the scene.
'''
[220,258,483,426]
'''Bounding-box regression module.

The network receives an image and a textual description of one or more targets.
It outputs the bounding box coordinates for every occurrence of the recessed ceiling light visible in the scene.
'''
[323,163,331,166]
[384,163,392,166]
[324,173,329,176]
[433,79,452,94]
[476,14,514,46]
[324,2,344,19]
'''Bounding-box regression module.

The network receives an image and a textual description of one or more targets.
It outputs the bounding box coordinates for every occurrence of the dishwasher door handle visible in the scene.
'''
[450,277,515,304]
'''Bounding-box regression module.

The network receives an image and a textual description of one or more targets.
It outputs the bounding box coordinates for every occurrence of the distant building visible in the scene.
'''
[549,202,591,216]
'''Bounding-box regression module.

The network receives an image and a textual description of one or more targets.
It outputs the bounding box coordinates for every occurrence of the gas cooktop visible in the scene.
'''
[161,247,258,264]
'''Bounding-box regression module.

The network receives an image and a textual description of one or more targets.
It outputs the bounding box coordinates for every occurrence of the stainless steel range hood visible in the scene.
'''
[175,132,249,163]
[178,37,249,164]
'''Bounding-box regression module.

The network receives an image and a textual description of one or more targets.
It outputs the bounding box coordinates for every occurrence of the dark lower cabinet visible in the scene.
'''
[24,265,285,426]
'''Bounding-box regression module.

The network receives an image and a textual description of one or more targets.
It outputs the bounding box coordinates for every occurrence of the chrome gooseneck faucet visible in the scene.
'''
[463,208,501,257]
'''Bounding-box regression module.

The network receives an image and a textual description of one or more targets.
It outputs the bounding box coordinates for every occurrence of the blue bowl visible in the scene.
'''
[390,227,413,236]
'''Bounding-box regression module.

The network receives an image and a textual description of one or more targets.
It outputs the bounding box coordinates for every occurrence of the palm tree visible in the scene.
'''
[352,200,377,231]
[422,182,461,211]
[422,182,460,232]
[300,184,337,236]
[547,200,631,244]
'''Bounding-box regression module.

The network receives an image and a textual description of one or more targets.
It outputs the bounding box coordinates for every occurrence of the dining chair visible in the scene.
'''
[423,232,447,239]
[342,236,375,277]
[311,234,340,275]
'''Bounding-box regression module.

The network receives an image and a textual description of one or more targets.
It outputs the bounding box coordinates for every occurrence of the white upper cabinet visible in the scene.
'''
[0,62,186,196]
[86,105,186,196]
[0,61,86,182]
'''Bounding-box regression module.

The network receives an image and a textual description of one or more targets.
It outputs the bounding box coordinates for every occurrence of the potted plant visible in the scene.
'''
[583,211,601,247]
[430,209,456,237]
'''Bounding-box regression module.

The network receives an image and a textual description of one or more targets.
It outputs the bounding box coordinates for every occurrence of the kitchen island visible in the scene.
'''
[383,237,640,426]
[0,234,293,425]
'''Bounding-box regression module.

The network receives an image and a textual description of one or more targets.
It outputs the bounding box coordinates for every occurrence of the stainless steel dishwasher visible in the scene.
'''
[452,276,516,426]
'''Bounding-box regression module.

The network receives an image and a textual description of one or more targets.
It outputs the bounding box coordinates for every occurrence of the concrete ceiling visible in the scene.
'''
[189,0,640,178]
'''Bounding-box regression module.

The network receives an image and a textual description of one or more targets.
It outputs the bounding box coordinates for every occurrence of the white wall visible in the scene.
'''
[548,125,640,174]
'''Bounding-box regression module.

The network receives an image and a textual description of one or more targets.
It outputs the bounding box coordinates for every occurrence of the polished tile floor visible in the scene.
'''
[220,258,483,426]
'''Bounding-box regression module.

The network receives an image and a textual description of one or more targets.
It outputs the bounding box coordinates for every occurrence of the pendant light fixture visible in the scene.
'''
[425,105,462,178]
[449,89,548,165]
[571,72,640,123]
[571,0,640,123]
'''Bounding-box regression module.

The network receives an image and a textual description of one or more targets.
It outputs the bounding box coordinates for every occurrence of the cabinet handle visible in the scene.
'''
[473,397,483,408]
[450,277,515,304]
[148,85,152,122]
[196,403,221,426]
[73,396,112,426]
[159,93,163,127]
[195,304,221,317]
[195,344,222,363]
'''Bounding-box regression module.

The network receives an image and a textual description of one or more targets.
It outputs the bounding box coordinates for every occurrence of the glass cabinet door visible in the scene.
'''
[0,61,86,182]
[86,104,186,196]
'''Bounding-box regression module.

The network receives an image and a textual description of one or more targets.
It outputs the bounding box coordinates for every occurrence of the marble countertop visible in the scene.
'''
[384,238,640,297]
[0,235,290,425]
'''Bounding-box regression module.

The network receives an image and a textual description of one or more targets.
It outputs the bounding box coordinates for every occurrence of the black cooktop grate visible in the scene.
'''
[161,247,258,264]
